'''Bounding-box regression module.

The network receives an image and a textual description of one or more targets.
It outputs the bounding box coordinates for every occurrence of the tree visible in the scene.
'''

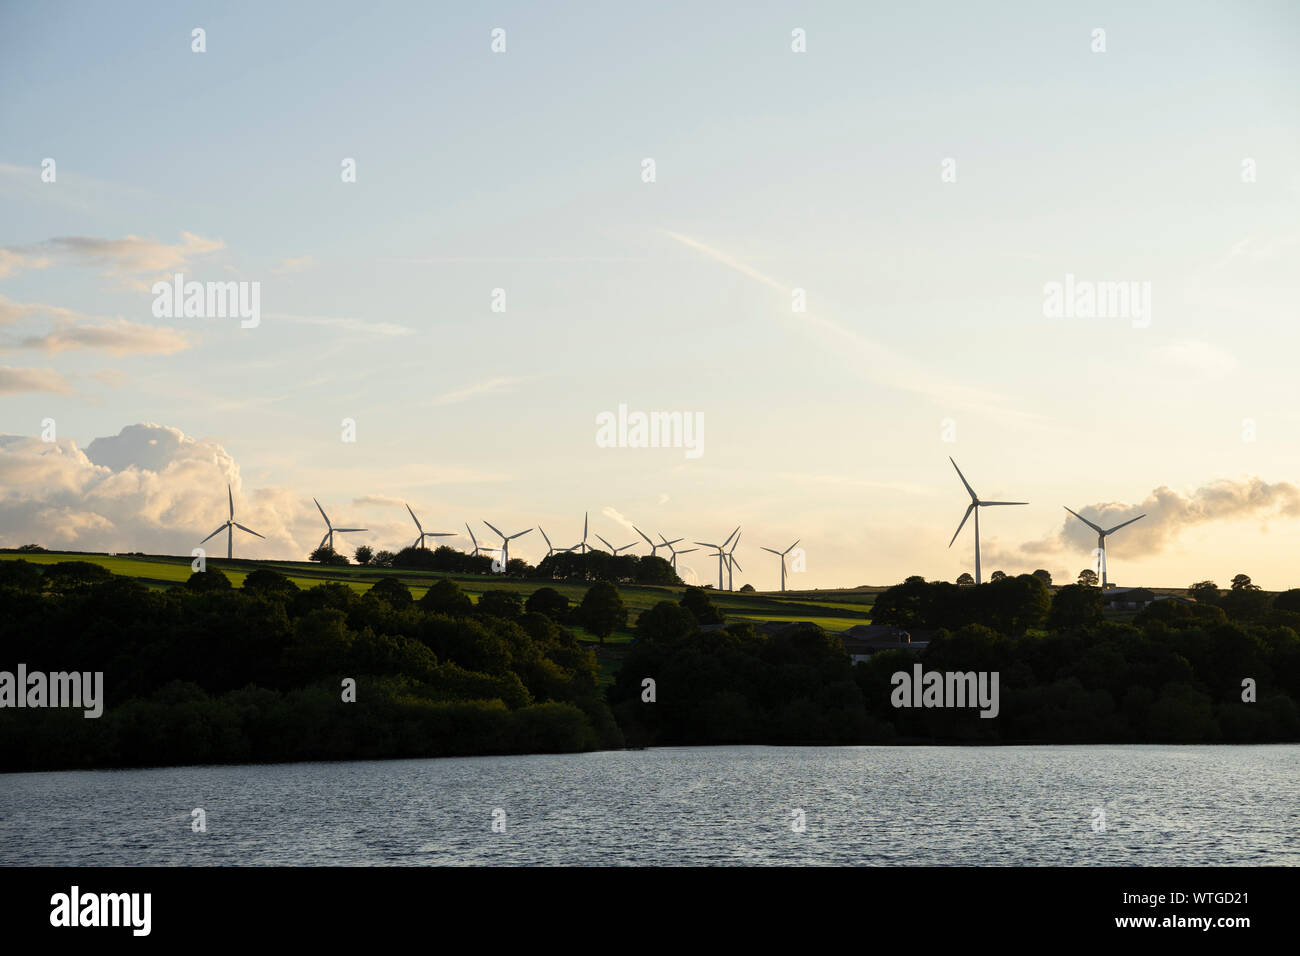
[185,568,232,592]
[310,546,349,565]
[1231,573,1260,591]
[420,579,472,616]
[739,583,755,593]
[577,582,627,644]
[372,550,395,568]
[1189,580,1219,605]
[635,601,698,643]
[524,587,569,621]
[680,587,725,625]
[1048,583,1103,629]
[354,545,374,566]
[243,568,298,595]
[1032,569,1053,587]
[990,570,1007,582]
[956,572,975,587]
[634,555,681,586]
[477,590,524,621]
[1078,569,1099,588]
[368,577,412,607]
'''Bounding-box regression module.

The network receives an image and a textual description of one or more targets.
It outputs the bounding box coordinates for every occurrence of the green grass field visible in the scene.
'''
[0,551,875,637]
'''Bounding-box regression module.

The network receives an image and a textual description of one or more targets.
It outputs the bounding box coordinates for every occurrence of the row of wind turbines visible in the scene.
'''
[199,458,1146,591]
[200,489,801,591]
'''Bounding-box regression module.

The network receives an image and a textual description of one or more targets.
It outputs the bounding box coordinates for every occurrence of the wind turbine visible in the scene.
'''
[464,522,489,556]
[538,527,571,559]
[406,503,455,550]
[947,458,1027,585]
[660,535,695,571]
[200,483,264,560]
[596,534,637,556]
[569,512,591,554]
[694,526,739,590]
[314,498,367,552]
[1064,507,1145,589]
[633,525,665,558]
[483,520,532,569]
[761,539,801,592]
[725,531,743,590]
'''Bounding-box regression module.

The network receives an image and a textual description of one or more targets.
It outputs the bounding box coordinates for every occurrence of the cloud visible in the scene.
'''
[20,318,191,356]
[0,366,73,394]
[0,423,324,557]
[267,312,414,337]
[271,256,315,275]
[600,506,639,539]
[665,231,1040,425]
[0,233,224,287]
[430,376,525,406]
[1006,478,1300,565]
[0,249,52,279]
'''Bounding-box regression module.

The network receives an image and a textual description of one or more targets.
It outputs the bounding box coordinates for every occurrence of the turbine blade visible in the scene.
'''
[314,497,329,523]
[949,503,975,547]
[200,524,227,544]
[1064,506,1105,534]
[508,529,532,540]
[785,539,800,553]
[233,523,264,538]
[539,527,552,547]
[762,548,780,555]
[677,548,698,555]
[730,558,742,572]
[1104,513,1146,535]
[980,501,1028,506]
[663,537,682,546]
[406,503,423,532]
[227,484,234,519]
[596,535,613,550]
[722,526,739,548]
[483,520,505,539]
[950,457,978,501]
[335,528,367,533]
[695,542,718,548]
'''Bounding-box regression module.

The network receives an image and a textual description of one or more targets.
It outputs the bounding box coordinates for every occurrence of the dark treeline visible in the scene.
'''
[610,579,1300,746]
[360,544,682,587]
[0,560,623,771]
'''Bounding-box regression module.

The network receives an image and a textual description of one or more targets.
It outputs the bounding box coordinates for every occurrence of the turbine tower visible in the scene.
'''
[725,531,743,591]
[200,483,264,560]
[569,512,591,554]
[761,539,801,592]
[947,458,1026,585]
[314,498,367,552]
[596,534,637,556]
[483,520,532,568]
[660,535,695,570]
[695,526,739,591]
[1064,507,1146,589]
[406,503,454,550]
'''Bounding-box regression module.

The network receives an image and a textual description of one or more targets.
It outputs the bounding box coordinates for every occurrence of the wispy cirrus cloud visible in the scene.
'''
[266,312,414,337]
[430,376,527,406]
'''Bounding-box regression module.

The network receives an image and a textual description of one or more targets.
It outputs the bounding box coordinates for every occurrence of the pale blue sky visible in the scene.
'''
[2,1,1299,588]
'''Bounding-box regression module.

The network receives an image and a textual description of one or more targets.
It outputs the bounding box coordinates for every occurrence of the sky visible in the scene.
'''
[2,1,1299,590]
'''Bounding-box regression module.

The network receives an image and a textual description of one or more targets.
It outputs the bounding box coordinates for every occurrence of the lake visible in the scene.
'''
[2,745,1296,865]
